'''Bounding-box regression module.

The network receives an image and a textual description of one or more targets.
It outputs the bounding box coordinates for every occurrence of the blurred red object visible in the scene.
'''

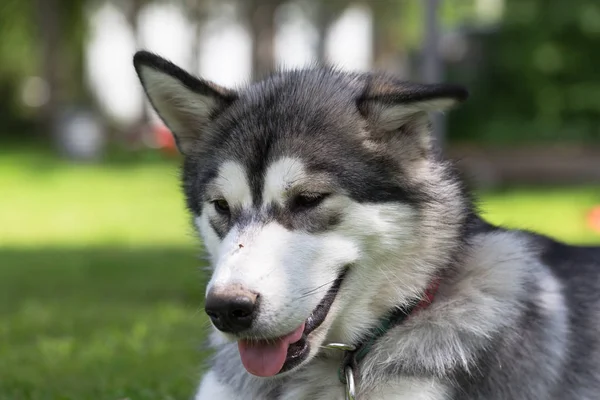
[154,124,177,155]
[588,206,600,233]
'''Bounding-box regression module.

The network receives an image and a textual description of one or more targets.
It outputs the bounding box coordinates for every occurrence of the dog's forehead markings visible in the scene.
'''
[263,157,306,205]
[215,161,252,207]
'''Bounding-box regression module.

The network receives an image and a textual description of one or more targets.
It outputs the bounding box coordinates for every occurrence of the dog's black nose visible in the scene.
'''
[205,286,258,333]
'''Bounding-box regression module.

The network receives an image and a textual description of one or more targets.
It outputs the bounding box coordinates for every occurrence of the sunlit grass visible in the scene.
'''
[0,151,194,247]
[0,148,598,399]
[1,150,598,247]
[480,186,600,245]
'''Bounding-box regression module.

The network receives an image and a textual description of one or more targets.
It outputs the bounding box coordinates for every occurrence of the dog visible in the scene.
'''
[133,51,600,400]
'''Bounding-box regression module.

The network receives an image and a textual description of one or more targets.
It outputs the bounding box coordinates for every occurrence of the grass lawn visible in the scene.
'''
[0,149,599,399]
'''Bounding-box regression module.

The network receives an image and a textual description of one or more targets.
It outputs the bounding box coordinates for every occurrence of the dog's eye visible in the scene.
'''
[292,193,328,210]
[212,199,230,214]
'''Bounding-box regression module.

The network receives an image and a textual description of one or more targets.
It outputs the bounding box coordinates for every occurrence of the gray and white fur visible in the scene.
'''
[133,51,600,400]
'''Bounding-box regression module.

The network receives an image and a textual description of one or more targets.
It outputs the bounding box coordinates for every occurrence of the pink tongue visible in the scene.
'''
[238,322,305,377]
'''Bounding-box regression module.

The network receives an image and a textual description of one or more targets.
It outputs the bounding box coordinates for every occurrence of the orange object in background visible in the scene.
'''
[588,206,600,233]
[154,123,177,155]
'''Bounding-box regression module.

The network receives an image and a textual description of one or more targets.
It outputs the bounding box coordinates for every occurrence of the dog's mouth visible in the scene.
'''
[237,269,348,377]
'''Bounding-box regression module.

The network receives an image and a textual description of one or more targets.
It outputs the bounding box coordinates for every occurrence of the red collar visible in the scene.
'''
[334,276,442,385]
[412,276,441,314]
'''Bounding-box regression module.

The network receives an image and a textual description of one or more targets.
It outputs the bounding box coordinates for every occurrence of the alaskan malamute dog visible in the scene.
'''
[133,51,600,400]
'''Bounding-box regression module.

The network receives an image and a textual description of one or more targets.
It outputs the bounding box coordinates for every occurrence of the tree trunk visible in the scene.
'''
[186,0,207,76]
[373,22,397,70]
[247,0,278,80]
[34,0,63,139]
[314,3,334,66]
[422,0,445,151]
[126,0,149,125]
[371,2,408,76]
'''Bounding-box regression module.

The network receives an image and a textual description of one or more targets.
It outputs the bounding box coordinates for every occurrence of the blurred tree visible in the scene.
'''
[36,0,94,155]
[243,0,282,79]
[108,0,206,126]
[448,0,600,144]
[0,0,38,137]
[34,0,69,140]
[185,0,210,75]
[123,0,150,127]
[311,0,346,66]
[371,0,408,73]
[121,0,146,49]
[313,2,332,64]
[0,0,87,141]
[115,0,209,74]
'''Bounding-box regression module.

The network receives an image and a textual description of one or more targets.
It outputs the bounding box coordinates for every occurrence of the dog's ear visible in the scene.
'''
[133,51,237,155]
[357,76,468,156]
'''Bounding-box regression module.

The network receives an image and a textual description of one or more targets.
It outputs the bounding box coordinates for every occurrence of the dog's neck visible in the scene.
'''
[316,197,485,384]
[348,225,534,395]
[327,275,443,380]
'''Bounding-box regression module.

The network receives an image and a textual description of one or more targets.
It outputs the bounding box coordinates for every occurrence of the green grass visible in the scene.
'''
[0,151,195,247]
[480,185,600,245]
[0,247,208,400]
[0,148,598,399]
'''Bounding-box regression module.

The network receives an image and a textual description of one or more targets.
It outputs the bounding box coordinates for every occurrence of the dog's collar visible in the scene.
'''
[324,277,441,399]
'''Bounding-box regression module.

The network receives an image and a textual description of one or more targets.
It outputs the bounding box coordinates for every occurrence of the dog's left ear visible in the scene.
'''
[357,77,468,154]
[133,51,238,155]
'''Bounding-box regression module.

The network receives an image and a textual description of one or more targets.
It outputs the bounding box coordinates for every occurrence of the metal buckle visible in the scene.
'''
[344,365,356,400]
[324,343,357,400]
[323,343,356,352]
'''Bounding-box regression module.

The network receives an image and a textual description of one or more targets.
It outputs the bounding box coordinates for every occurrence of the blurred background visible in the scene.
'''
[1,0,599,398]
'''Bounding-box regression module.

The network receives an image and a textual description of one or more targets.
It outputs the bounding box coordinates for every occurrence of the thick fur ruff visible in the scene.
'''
[133,51,600,400]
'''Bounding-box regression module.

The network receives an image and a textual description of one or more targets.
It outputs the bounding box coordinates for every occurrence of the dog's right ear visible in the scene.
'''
[357,76,467,165]
[133,51,237,155]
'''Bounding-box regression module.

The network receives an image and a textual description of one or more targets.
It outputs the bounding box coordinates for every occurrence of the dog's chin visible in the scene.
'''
[230,268,349,378]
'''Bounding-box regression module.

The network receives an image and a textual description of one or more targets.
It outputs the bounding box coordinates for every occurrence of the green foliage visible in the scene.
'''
[0,0,37,79]
[0,0,38,133]
[0,0,88,137]
[448,0,600,144]
[384,0,478,50]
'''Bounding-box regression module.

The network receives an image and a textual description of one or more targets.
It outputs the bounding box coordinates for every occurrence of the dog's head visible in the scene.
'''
[134,51,468,378]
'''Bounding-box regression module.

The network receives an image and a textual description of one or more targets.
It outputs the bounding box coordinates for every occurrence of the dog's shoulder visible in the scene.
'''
[535,234,600,279]
[520,229,600,308]
[465,215,600,284]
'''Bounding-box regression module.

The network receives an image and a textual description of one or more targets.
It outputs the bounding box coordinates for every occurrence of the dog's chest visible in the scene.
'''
[279,359,450,400]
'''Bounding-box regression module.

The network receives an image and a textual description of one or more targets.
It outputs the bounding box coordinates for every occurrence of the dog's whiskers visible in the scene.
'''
[299,278,338,296]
